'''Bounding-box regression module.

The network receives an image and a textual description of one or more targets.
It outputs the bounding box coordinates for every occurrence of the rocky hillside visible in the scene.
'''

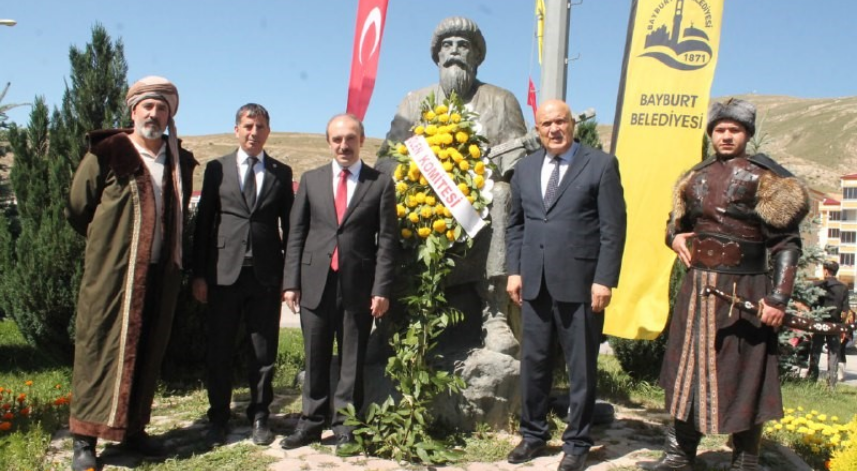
[3,94,855,194]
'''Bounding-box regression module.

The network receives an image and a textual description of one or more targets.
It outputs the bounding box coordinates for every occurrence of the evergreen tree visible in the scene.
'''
[574,118,603,149]
[0,24,128,362]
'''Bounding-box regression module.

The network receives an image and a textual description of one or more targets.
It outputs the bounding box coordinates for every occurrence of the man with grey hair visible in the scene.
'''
[66,76,197,470]
[647,98,809,471]
[193,103,294,447]
[378,16,532,354]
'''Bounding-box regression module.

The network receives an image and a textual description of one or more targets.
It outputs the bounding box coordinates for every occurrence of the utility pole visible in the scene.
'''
[539,0,571,101]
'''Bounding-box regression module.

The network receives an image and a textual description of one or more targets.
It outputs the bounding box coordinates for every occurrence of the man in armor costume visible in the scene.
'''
[648,99,809,471]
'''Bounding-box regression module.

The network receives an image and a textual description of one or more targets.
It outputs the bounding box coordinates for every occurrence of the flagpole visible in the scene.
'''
[539,0,571,101]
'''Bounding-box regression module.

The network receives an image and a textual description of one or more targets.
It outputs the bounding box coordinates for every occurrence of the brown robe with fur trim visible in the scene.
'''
[660,153,808,435]
[65,129,197,441]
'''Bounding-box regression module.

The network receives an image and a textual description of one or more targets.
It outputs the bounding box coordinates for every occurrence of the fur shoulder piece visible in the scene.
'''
[756,172,809,229]
[669,169,696,226]
[87,129,140,178]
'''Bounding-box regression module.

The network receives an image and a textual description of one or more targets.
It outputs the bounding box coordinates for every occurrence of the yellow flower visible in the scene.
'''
[774,423,783,430]
[408,170,421,182]
[407,195,418,208]
[415,192,426,204]
[458,160,470,171]
[444,207,453,217]
[396,144,408,155]
[409,161,419,173]
[433,219,447,233]
[423,110,436,121]
[438,149,450,160]
[435,204,446,216]
[395,181,408,193]
[425,135,438,146]
[440,133,454,145]
[418,227,432,238]
[437,114,450,123]
[455,131,469,143]
[469,144,482,159]
[474,161,485,175]
[446,229,455,241]
[419,176,428,186]
[408,212,420,223]
[393,169,404,182]
[451,150,464,163]
[431,145,442,156]
[425,124,438,136]
[818,414,828,422]
[474,175,485,189]
[420,207,433,219]
[458,183,470,196]
[396,204,407,218]
[450,113,461,123]
[434,104,448,114]
[414,125,425,135]
[425,195,436,206]
[467,195,475,204]
[442,161,454,172]
[401,228,413,239]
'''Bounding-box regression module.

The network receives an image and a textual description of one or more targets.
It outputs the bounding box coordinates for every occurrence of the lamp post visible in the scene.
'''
[0,19,16,27]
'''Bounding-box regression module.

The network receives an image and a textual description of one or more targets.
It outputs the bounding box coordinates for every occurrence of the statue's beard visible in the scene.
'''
[439,62,475,99]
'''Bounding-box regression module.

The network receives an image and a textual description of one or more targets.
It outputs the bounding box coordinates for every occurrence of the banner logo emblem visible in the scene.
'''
[640,0,714,71]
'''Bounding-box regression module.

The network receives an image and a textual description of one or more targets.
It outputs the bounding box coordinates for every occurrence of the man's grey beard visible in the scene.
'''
[439,64,475,99]
[136,121,164,140]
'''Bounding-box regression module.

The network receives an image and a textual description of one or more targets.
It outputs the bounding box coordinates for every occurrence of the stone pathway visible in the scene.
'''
[44,401,811,471]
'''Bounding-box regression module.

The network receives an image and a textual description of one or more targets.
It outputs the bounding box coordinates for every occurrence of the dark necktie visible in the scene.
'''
[243,156,259,210]
[543,156,561,209]
[331,168,350,271]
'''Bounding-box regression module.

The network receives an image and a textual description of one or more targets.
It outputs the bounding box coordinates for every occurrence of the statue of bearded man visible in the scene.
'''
[377,16,538,356]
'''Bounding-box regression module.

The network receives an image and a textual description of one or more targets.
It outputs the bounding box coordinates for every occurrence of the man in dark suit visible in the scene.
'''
[505,99,626,471]
[280,113,397,454]
[192,103,294,447]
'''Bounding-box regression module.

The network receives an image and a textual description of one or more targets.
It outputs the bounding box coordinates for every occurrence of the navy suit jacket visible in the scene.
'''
[506,143,627,303]
[192,151,294,288]
[283,161,397,311]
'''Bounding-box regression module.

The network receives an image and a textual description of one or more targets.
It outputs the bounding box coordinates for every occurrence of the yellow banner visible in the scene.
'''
[605,0,724,339]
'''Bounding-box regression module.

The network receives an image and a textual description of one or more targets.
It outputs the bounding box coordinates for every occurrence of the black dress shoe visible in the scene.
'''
[252,418,274,446]
[507,439,546,464]
[206,423,228,448]
[557,452,588,471]
[121,431,167,458]
[280,429,321,450]
[71,434,98,471]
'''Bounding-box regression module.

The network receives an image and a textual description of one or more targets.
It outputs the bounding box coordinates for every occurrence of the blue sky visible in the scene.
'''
[2,1,855,140]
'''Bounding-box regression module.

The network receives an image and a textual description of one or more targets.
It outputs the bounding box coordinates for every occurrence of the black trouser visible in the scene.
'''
[519,277,604,456]
[206,267,282,425]
[808,333,841,386]
[297,269,373,436]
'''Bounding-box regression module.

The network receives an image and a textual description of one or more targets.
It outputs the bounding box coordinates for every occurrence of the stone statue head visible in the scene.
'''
[431,17,486,99]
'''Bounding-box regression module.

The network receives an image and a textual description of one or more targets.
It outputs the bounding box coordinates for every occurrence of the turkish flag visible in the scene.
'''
[527,77,538,122]
[346,0,389,120]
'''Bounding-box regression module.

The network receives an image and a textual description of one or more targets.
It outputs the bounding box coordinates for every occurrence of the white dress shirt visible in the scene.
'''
[331,159,362,207]
[237,148,265,197]
[541,142,579,198]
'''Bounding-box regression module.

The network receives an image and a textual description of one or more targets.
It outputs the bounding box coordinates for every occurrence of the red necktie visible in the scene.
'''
[331,168,350,271]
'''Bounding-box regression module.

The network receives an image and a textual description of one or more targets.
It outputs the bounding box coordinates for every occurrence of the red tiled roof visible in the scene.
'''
[842,173,857,180]
[822,197,841,205]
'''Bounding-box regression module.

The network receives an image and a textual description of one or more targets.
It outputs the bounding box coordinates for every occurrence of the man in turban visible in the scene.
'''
[65,76,197,471]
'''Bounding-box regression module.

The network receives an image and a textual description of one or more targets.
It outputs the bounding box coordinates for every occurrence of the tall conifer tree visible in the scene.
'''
[0,24,128,361]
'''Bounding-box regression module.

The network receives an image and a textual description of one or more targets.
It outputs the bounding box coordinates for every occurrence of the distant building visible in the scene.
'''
[815,173,857,288]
